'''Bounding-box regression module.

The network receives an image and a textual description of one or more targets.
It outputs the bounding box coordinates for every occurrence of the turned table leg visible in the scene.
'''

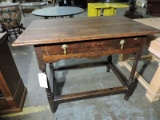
[106,55,112,72]
[124,39,145,100]
[34,46,56,113]
[124,52,139,100]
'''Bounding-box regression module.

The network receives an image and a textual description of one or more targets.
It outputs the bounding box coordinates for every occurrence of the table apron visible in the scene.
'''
[35,36,146,63]
[43,49,139,63]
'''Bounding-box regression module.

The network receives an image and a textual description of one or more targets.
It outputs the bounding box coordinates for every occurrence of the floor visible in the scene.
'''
[0,3,160,120]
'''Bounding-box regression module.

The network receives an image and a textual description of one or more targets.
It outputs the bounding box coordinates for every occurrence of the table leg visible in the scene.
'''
[124,40,144,100]
[45,75,55,113]
[34,47,56,113]
[106,55,112,72]
[38,63,56,112]
[124,53,139,100]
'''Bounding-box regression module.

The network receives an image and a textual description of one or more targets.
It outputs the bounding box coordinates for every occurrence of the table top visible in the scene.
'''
[13,16,160,46]
[32,6,84,17]
[21,2,46,7]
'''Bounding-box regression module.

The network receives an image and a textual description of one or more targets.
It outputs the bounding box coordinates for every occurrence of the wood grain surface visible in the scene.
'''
[13,16,160,46]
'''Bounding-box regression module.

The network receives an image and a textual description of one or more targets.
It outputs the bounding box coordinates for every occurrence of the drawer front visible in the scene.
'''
[43,37,143,56]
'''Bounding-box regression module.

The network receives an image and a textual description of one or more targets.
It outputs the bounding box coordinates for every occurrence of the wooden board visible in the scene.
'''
[13,16,160,46]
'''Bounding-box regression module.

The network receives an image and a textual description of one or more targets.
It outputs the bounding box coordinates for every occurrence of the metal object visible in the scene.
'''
[62,44,68,54]
[120,39,125,49]
[134,38,138,40]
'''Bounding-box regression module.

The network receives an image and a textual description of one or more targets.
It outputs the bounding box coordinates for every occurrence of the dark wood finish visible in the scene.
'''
[13,17,159,46]
[0,33,27,114]
[13,16,160,113]
[55,86,128,103]
[40,37,143,62]
[146,0,160,16]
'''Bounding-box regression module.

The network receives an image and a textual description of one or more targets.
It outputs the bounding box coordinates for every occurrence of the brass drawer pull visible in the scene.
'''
[62,44,68,54]
[120,39,125,49]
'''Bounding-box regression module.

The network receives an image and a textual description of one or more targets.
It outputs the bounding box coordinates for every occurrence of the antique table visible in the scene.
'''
[32,6,84,19]
[13,16,160,113]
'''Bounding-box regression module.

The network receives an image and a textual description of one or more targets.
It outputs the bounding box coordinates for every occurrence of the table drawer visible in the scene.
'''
[43,37,143,56]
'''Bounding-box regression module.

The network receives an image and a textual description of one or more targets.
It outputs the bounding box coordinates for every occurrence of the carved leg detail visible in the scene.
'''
[124,50,143,100]
[124,80,138,100]
[46,88,55,113]
[124,38,145,100]
[45,69,55,113]
[52,64,59,112]
[124,53,139,100]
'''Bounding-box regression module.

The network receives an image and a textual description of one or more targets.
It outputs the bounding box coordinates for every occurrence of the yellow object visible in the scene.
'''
[88,3,111,16]
[88,3,129,17]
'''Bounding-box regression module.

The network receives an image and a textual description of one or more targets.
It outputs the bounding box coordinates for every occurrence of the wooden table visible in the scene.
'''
[32,6,84,19]
[13,16,160,113]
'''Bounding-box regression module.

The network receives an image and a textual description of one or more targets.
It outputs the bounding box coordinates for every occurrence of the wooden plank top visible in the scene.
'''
[13,16,160,46]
